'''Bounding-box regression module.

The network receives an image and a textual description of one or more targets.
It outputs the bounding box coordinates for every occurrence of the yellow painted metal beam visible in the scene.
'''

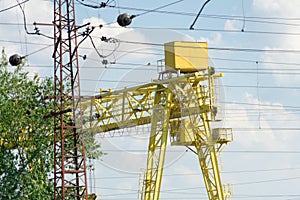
[81,70,231,200]
[192,80,226,200]
[144,89,172,200]
[82,72,217,134]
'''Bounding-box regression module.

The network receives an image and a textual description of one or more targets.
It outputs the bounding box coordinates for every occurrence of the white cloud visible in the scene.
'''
[224,92,300,150]
[224,20,240,31]
[252,0,281,12]
[253,0,300,16]
[199,32,222,46]
[80,17,131,57]
[250,0,300,86]
[0,0,53,55]
[258,50,299,85]
[80,28,196,95]
[0,0,54,78]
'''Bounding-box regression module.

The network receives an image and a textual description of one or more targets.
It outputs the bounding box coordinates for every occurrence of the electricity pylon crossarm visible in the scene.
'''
[82,70,233,200]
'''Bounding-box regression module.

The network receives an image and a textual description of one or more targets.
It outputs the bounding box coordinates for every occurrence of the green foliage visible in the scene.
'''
[84,133,105,160]
[0,49,54,199]
[0,49,104,199]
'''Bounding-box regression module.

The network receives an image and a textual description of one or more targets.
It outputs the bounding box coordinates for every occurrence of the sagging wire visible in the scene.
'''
[70,0,122,61]
[25,44,53,57]
[241,0,246,32]
[0,0,29,13]
[15,2,28,57]
[77,0,185,18]
[87,34,120,67]
[75,0,115,9]
[77,0,186,27]
[190,0,212,30]
[16,0,53,39]
[130,0,185,18]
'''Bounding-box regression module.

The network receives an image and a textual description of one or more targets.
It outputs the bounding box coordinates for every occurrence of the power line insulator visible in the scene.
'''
[9,54,23,66]
[117,13,136,27]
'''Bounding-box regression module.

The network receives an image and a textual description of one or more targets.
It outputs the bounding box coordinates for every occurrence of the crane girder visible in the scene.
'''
[81,71,232,200]
[82,72,214,134]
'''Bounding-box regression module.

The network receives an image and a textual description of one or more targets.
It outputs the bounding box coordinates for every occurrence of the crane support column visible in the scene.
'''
[144,88,172,200]
[195,114,224,200]
[193,81,225,200]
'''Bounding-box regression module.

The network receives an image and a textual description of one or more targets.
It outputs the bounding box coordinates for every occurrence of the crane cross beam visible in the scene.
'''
[82,72,218,134]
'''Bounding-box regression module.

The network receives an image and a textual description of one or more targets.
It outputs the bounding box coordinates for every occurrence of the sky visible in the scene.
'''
[1,0,300,199]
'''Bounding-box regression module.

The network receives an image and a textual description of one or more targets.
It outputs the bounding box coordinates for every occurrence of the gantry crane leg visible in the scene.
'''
[144,88,172,200]
[193,81,225,200]
[194,128,225,200]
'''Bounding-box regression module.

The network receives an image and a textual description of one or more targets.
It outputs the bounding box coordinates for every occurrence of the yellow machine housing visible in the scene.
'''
[170,119,195,146]
[164,41,208,73]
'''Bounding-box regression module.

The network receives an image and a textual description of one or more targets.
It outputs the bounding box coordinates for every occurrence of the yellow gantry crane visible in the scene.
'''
[82,41,233,200]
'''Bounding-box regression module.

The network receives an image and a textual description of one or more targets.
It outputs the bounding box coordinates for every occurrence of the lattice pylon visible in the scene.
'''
[53,0,88,199]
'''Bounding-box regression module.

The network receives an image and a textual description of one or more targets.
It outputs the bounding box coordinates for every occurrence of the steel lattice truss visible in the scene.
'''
[82,71,233,200]
[53,0,88,199]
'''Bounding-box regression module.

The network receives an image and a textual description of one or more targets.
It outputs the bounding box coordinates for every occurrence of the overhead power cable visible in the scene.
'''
[3,21,300,35]
[241,0,246,31]
[28,63,300,76]
[77,45,300,68]
[94,177,300,193]
[0,39,50,46]
[80,63,300,77]
[0,0,29,13]
[221,70,300,75]
[92,37,300,54]
[23,44,53,57]
[100,149,300,154]
[16,0,53,39]
[76,0,185,18]
[234,176,300,186]
[93,167,300,180]
[105,5,300,21]
[223,85,300,90]
[190,0,212,30]
[222,101,300,109]
[89,127,300,139]
[104,4,300,26]
[24,54,300,73]
[75,0,109,9]
[132,0,185,18]
[5,35,300,56]
[102,24,300,35]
